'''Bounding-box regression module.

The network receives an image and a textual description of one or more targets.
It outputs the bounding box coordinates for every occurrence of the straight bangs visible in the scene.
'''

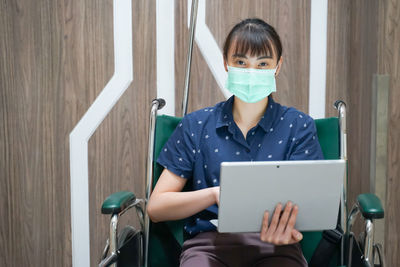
[231,27,275,58]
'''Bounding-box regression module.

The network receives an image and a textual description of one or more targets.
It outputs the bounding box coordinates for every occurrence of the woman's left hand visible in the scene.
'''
[259,201,303,245]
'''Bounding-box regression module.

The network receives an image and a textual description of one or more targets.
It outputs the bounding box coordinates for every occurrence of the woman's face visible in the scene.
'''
[224,41,283,75]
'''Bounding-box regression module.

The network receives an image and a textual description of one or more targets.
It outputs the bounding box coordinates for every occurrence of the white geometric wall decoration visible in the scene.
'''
[309,0,328,118]
[157,0,175,115]
[69,0,133,266]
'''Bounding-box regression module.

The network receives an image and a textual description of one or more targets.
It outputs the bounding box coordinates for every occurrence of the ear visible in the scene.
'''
[224,59,228,72]
[275,56,283,77]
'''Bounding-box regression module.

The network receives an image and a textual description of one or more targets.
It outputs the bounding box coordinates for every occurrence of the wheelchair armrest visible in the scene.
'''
[357,193,384,220]
[101,191,136,215]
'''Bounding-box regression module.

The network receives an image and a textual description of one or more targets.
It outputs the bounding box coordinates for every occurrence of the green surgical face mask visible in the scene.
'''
[225,66,277,103]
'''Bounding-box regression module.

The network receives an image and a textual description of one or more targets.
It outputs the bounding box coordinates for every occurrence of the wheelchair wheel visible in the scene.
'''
[373,243,386,267]
[117,226,143,267]
[348,232,364,267]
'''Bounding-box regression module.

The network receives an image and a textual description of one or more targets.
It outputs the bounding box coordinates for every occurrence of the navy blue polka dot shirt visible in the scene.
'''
[156,95,324,237]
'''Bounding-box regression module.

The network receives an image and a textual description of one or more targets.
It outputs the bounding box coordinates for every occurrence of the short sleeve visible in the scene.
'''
[156,115,197,179]
[288,117,324,160]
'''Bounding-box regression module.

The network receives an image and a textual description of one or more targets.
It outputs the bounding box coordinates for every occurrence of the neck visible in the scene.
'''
[232,96,268,127]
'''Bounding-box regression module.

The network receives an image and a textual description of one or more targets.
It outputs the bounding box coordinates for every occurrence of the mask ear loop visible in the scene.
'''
[275,57,283,76]
[274,66,279,77]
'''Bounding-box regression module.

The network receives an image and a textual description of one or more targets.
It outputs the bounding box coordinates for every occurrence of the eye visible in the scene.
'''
[236,60,245,66]
[259,62,268,67]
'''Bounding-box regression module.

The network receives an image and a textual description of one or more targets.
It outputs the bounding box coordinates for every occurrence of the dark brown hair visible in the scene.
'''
[223,18,282,63]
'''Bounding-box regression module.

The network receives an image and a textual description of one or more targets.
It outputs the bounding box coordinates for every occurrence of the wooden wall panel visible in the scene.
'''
[326,0,351,117]
[0,0,155,266]
[378,0,400,265]
[0,0,72,266]
[326,0,378,224]
[327,1,400,264]
[88,0,156,265]
[347,0,379,205]
[175,0,311,115]
[64,0,115,118]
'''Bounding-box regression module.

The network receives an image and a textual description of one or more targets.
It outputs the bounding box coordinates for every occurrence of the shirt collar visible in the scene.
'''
[216,95,234,129]
[216,95,278,133]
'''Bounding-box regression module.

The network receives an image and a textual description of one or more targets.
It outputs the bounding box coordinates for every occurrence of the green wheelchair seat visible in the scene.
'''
[149,115,340,266]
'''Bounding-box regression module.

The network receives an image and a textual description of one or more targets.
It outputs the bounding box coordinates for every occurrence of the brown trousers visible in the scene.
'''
[180,232,308,267]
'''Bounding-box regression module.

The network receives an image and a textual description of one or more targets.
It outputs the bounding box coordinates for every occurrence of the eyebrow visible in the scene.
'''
[232,53,247,58]
[231,54,273,60]
[256,55,273,60]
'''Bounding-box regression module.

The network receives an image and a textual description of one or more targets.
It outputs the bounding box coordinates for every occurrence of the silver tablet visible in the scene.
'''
[215,160,345,233]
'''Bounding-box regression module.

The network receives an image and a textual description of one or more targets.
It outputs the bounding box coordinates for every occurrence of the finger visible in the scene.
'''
[284,204,298,234]
[291,229,303,242]
[276,204,298,245]
[260,211,269,241]
[275,201,293,235]
[267,203,282,235]
[261,210,269,232]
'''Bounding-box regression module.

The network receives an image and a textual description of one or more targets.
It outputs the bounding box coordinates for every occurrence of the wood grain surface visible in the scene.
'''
[326,1,400,264]
[350,0,379,202]
[0,0,154,265]
[326,0,351,116]
[378,0,400,265]
[0,0,72,266]
[326,0,378,232]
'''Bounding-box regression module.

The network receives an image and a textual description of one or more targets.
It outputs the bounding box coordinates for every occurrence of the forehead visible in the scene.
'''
[227,38,277,59]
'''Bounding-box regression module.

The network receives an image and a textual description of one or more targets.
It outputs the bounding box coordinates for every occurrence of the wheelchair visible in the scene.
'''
[98,2,385,266]
[98,98,386,267]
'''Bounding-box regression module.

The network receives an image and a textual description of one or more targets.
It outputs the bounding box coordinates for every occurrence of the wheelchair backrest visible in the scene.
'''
[301,117,340,263]
[150,114,340,266]
[150,115,184,267]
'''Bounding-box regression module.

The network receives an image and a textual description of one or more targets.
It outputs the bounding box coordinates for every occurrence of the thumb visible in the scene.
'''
[291,229,303,241]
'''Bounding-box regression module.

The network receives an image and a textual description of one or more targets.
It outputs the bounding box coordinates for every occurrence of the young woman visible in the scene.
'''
[147,18,324,267]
